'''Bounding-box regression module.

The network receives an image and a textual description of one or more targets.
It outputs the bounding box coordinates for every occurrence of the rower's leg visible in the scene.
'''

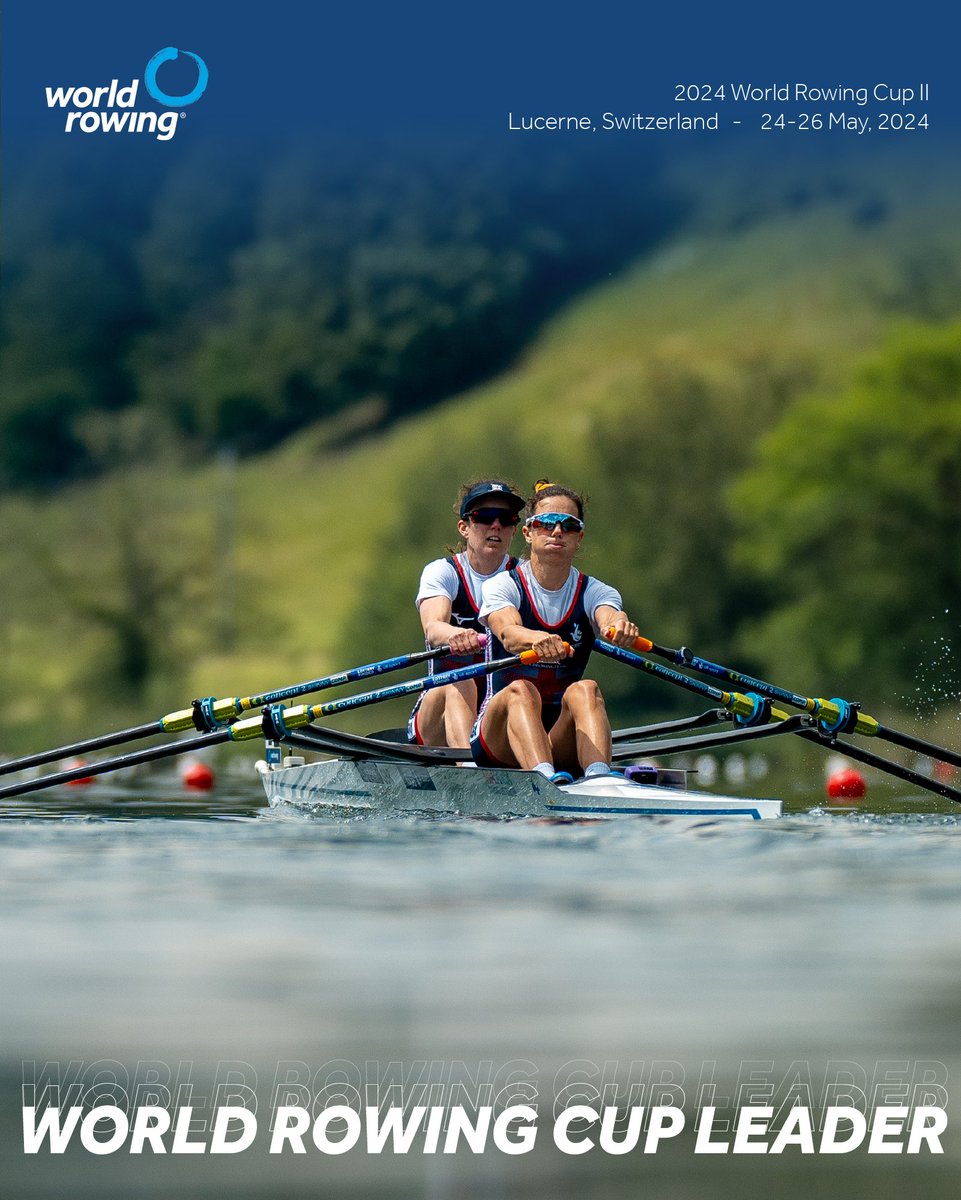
[550,679,612,774]
[475,680,551,769]
[412,682,478,748]
[442,680,480,749]
[411,688,448,747]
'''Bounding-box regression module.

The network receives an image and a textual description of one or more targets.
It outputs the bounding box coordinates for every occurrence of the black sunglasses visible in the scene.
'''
[467,507,520,527]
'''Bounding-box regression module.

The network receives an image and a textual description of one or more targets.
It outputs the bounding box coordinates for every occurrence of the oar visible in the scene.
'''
[291,712,728,766]
[0,648,543,800]
[255,646,551,736]
[594,641,793,727]
[607,630,961,768]
[612,709,729,742]
[598,637,961,804]
[611,713,810,759]
[0,641,484,778]
[280,726,468,763]
[0,731,232,799]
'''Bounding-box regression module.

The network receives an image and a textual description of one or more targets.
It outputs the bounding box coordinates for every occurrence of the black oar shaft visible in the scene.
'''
[282,726,468,764]
[877,724,961,771]
[611,715,807,761]
[616,630,883,737]
[0,731,229,800]
[612,710,728,743]
[0,721,162,778]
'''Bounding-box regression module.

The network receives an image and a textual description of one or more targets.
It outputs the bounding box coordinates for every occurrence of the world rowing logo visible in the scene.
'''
[45,46,209,141]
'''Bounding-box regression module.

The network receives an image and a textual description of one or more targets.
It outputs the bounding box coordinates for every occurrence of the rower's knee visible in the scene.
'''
[562,679,605,712]
[502,679,542,709]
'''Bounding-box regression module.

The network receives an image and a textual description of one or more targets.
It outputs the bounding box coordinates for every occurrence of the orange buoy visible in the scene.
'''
[826,767,866,800]
[181,760,216,791]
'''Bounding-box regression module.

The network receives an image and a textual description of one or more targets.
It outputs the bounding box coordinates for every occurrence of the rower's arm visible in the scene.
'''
[487,606,570,662]
[418,595,483,655]
[594,605,639,647]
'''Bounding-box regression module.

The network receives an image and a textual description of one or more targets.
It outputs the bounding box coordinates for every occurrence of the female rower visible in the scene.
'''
[471,480,639,781]
[408,479,526,748]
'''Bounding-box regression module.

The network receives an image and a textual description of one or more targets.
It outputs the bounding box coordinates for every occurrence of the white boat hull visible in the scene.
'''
[260,759,782,820]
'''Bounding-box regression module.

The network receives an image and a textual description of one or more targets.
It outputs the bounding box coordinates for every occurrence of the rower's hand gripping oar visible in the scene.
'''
[0,639,487,779]
[0,645,549,800]
[607,629,961,769]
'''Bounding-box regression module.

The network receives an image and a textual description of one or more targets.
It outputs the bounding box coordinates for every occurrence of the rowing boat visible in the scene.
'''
[258,757,783,820]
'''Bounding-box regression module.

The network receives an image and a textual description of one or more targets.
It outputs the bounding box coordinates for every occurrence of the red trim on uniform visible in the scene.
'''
[450,553,481,614]
[451,552,518,615]
[517,568,586,630]
[477,714,512,768]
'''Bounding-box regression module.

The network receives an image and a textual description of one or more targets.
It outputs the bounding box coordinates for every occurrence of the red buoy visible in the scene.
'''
[826,767,866,800]
[181,760,216,791]
[65,758,96,787]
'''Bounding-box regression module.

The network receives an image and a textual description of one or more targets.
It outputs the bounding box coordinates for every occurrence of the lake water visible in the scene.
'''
[2,763,961,1198]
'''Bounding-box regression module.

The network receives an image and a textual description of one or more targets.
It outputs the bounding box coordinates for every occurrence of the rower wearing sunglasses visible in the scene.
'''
[471,480,640,782]
[408,479,526,748]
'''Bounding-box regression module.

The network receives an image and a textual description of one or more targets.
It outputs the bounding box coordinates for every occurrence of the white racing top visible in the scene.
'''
[479,559,622,631]
[415,551,514,613]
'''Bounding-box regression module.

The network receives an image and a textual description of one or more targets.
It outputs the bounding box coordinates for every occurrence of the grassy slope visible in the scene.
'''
[2,151,959,752]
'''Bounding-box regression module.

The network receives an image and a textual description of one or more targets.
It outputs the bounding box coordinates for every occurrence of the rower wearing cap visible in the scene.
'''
[408,479,526,748]
[471,479,640,782]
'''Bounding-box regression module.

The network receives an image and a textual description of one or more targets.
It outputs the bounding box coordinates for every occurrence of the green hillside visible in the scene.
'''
[2,154,960,753]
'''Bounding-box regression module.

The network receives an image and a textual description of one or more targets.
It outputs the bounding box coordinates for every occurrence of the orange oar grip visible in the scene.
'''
[606,627,653,653]
[519,641,571,665]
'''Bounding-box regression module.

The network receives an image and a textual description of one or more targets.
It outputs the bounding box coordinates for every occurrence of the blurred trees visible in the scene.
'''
[18,409,215,701]
[1,141,675,487]
[730,323,961,701]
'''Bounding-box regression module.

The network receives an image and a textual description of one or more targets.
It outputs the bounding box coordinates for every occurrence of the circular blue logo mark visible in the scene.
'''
[144,47,209,107]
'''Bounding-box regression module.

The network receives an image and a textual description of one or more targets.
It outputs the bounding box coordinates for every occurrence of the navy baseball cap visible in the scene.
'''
[459,481,526,518]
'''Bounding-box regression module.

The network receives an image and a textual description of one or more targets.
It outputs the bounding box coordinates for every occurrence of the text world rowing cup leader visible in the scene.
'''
[23,1104,948,1156]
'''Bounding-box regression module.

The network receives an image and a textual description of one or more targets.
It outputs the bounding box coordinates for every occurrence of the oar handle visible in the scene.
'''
[606,628,655,654]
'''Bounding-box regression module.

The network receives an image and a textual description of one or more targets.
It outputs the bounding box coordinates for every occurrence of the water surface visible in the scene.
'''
[3,767,960,1198]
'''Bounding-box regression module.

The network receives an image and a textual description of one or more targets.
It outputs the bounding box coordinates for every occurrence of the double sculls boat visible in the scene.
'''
[257,753,783,820]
